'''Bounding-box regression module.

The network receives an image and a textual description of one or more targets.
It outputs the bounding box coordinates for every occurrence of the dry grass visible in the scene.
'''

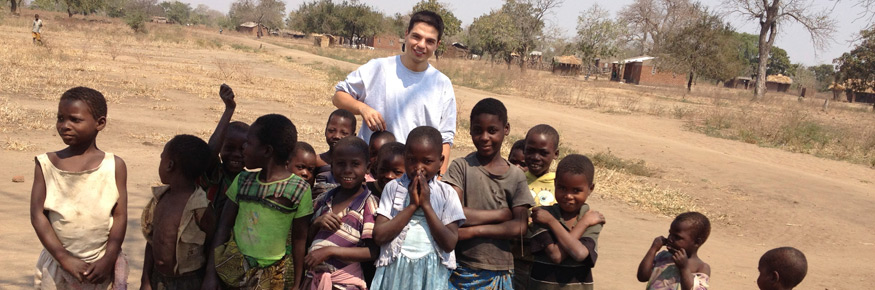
[2,138,37,151]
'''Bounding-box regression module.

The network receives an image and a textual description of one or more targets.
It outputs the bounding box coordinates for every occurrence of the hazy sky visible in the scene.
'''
[185,0,870,66]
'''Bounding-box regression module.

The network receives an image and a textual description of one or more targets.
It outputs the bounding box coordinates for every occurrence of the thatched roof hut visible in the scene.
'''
[552,55,582,76]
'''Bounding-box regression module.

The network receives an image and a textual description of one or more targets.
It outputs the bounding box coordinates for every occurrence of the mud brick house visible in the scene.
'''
[610,56,686,87]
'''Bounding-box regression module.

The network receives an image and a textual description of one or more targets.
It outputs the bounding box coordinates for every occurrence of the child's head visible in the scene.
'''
[469,98,509,158]
[325,109,356,151]
[57,87,108,147]
[757,247,808,290]
[405,126,444,181]
[289,141,317,186]
[554,154,595,213]
[368,131,396,168]
[667,212,711,254]
[374,141,405,192]
[221,121,250,174]
[331,136,369,190]
[160,135,213,183]
[245,114,297,170]
[509,139,527,171]
[524,124,559,177]
[35,14,39,20]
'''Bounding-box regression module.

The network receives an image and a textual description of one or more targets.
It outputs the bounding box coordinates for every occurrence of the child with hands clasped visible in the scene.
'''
[371,126,466,290]
[305,136,379,290]
[637,212,712,290]
[31,87,128,289]
[528,154,605,290]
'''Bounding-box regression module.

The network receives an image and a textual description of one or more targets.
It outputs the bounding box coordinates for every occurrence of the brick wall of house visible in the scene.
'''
[638,64,687,87]
[367,34,402,51]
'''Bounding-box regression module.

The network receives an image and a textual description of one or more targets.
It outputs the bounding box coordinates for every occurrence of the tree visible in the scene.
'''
[501,0,562,71]
[659,5,744,91]
[229,0,286,32]
[287,0,341,34]
[411,0,461,59]
[336,1,384,46]
[766,46,790,76]
[619,0,698,54]
[160,1,192,24]
[287,0,387,45]
[835,28,875,100]
[809,64,836,90]
[468,9,516,66]
[575,3,624,75]
[726,0,837,99]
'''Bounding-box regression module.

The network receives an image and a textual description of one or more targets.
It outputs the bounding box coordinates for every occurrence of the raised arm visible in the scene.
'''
[332,90,384,132]
[637,236,666,282]
[207,84,236,157]
[30,159,88,282]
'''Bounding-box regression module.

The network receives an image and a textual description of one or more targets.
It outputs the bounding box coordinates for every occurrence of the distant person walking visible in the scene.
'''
[32,14,43,45]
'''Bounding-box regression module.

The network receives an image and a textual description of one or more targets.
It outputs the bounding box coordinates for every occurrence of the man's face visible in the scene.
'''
[404,22,440,66]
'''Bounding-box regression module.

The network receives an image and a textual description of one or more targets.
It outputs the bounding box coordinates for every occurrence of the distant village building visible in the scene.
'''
[552,55,582,76]
[364,34,402,51]
[764,74,793,93]
[610,56,686,87]
[313,34,339,48]
[725,77,753,89]
[830,80,875,103]
[442,42,469,59]
[237,22,269,37]
[151,16,170,24]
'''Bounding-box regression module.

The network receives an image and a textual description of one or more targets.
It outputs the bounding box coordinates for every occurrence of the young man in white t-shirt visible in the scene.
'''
[333,10,457,176]
[33,14,43,45]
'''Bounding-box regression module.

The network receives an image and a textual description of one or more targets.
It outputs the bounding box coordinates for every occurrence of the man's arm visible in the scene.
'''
[332,91,385,132]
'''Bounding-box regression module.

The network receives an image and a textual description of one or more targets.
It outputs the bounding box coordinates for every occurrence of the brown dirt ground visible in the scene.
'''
[1,15,873,290]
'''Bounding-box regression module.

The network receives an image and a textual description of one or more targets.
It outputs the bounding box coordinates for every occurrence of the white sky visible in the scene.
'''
[184,0,870,66]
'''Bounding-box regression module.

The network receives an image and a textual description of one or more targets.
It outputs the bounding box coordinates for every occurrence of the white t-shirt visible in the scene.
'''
[33,19,42,33]
[335,55,457,145]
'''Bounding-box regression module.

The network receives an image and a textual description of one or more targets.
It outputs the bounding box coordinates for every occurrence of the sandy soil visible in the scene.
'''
[1,24,873,290]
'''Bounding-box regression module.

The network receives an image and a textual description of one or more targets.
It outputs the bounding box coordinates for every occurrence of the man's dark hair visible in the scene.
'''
[673,212,711,245]
[760,247,808,289]
[328,109,357,132]
[369,130,396,145]
[165,134,213,180]
[61,86,107,119]
[252,114,297,161]
[333,136,369,161]
[406,126,442,155]
[408,10,445,41]
[556,154,595,187]
[470,98,508,125]
[526,124,560,149]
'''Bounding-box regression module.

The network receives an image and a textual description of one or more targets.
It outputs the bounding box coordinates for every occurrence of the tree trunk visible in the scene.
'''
[687,71,694,92]
[10,0,17,14]
[754,0,780,100]
[68,7,74,17]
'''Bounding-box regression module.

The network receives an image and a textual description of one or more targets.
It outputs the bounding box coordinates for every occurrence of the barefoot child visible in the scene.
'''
[141,135,216,289]
[289,141,318,187]
[371,126,466,290]
[637,212,712,290]
[528,154,606,289]
[508,139,527,172]
[314,109,357,199]
[444,98,534,289]
[31,87,128,289]
[200,84,248,216]
[371,142,405,196]
[209,114,313,289]
[305,136,379,289]
[757,247,807,290]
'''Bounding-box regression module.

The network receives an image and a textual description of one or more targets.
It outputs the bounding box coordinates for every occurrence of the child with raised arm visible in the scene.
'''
[209,114,313,289]
[756,247,807,290]
[305,136,379,290]
[289,141,318,187]
[528,154,606,290]
[371,126,466,290]
[637,212,712,290]
[313,109,357,199]
[199,84,249,215]
[31,87,128,289]
[141,135,216,289]
[444,98,534,289]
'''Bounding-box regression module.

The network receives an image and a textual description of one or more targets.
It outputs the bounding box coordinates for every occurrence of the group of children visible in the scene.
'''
[31,85,810,290]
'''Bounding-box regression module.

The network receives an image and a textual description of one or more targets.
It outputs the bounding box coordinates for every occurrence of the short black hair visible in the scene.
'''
[760,247,808,288]
[61,86,107,120]
[252,114,297,162]
[333,136,369,161]
[377,142,405,163]
[328,109,356,132]
[406,126,442,155]
[294,141,316,156]
[511,139,526,152]
[673,212,711,245]
[165,134,213,180]
[526,124,560,149]
[470,98,508,125]
[369,130,396,145]
[556,154,595,186]
[228,121,250,135]
[408,10,445,41]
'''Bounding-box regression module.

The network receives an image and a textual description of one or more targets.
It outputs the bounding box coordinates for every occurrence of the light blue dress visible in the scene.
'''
[370,208,451,290]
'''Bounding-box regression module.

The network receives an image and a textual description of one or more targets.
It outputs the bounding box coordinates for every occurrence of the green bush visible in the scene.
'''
[125,12,147,33]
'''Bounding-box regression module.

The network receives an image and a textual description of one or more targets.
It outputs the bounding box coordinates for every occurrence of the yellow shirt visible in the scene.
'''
[526,171,556,207]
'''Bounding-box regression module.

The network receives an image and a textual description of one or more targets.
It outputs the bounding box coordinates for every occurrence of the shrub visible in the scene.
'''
[125,12,147,33]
